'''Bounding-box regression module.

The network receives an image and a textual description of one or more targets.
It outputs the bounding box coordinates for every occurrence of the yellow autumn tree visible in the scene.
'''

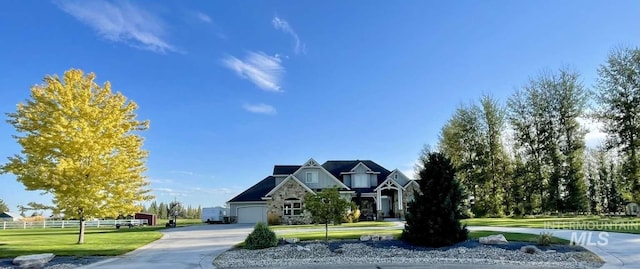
[2,69,152,243]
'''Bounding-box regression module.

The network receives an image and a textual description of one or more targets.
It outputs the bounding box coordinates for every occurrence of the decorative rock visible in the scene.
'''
[479,234,508,245]
[371,235,381,241]
[295,245,310,251]
[285,238,299,244]
[13,253,55,268]
[380,235,394,241]
[520,245,542,254]
[545,249,557,254]
[360,235,371,241]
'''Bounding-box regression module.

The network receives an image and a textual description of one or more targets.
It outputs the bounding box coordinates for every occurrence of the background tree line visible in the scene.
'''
[140,201,202,219]
[438,47,640,217]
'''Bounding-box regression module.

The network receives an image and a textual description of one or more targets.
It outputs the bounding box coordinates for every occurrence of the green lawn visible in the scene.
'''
[0,227,163,258]
[469,230,569,244]
[277,229,402,241]
[270,224,568,245]
[463,216,640,234]
[269,221,396,230]
[156,218,205,227]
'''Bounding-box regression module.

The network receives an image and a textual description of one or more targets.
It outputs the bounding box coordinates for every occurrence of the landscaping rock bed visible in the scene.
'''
[214,239,604,268]
[0,256,108,269]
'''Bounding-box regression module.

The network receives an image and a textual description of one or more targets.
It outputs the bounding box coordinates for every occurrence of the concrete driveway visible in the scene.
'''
[79,224,253,269]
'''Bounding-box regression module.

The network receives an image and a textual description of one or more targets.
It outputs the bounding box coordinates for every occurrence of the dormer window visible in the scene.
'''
[305,172,318,183]
[353,174,368,188]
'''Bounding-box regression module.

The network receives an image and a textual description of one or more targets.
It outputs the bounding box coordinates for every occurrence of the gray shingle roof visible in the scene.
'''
[273,165,301,175]
[228,160,396,202]
[227,176,275,202]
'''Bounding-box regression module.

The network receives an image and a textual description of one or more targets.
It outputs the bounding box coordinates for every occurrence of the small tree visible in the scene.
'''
[403,151,468,247]
[2,69,152,244]
[304,187,350,241]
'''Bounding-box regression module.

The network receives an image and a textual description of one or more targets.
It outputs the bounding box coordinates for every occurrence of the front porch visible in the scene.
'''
[353,179,420,220]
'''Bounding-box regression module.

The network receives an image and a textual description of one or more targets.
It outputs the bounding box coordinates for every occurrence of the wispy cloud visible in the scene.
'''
[56,0,175,53]
[148,178,174,184]
[222,51,284,92]
[192,187,235,195]
[242,103,277,115]
[194,11,212,23]
[170,170,195,176]
[154,187,188,197]
[153,187,235,198]
[272,16,306,54]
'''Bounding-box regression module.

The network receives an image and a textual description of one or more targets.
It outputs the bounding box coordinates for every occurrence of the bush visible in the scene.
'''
[537,232,553,246]
[267,212,281,226]
[344,204,361,223]
[244,222,278,249]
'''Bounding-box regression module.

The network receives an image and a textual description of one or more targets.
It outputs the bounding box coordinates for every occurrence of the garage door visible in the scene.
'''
[237,206,267,224]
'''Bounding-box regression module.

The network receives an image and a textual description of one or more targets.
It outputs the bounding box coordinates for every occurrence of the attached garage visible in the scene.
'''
[237,206,267,224]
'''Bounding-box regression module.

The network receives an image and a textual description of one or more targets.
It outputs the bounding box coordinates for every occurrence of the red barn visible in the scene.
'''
[135,213,157,226]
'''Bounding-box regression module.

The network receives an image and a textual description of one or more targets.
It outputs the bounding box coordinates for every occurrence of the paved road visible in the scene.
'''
[79,224,254,269]
[229,264,568,269]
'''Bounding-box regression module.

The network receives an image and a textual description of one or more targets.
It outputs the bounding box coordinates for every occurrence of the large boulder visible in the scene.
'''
[285,238,299,244]
[360,235,371,241]
[478,234,508,245]
[521,245,542,254]
[13,253,55,268]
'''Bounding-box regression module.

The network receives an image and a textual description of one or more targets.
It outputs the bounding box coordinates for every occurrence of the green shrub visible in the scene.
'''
[537,232,553,246]
[267,212,281,226]
[244,222,278,249]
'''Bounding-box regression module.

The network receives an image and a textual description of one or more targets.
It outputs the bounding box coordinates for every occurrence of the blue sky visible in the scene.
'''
[0,1,638,213]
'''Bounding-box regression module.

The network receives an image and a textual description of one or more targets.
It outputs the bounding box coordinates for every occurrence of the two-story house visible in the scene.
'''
[227,158,420,224]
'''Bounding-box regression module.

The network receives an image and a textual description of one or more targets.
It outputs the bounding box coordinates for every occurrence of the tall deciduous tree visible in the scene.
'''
[439,95,509,217]
[593,47,640,206]
[2,69,152,243]
[507,68,589,213]
[402,151,467,247]
[304,188,350,241]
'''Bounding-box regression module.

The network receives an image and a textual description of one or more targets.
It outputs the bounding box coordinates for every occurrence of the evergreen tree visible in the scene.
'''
[148,201,158,215]
[159,202,168,219]
[402,151,468,247]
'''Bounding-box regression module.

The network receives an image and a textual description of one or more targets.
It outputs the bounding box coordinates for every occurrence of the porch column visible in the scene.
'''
[376,189,382,211]
[398,188,403,210]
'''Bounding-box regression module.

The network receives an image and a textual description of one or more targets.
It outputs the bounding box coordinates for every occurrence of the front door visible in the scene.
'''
[381,196,392,217]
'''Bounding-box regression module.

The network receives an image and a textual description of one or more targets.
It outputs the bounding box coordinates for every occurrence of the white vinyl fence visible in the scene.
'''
[1,219,148,230]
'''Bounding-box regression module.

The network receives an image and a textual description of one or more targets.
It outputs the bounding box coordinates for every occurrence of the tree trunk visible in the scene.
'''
[77,219,85,244]
[325,221,328,241]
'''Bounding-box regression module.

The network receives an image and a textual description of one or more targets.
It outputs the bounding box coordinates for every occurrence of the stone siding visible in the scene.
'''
[267,179,312,224]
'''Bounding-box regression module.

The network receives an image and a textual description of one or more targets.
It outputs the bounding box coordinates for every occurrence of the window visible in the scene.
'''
[305,172,318,183]
[284,199,302,216]
[354,174,368,188]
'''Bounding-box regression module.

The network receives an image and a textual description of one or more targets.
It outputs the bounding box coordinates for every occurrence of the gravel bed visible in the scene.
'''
[0,256,108,269]
[214,240,604,268]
